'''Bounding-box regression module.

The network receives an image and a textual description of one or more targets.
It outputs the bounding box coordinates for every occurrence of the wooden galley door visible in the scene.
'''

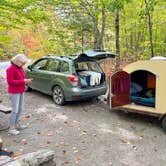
[110,71,130,109]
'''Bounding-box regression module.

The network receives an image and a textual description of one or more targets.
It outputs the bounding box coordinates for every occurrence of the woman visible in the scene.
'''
[6,54,32,135]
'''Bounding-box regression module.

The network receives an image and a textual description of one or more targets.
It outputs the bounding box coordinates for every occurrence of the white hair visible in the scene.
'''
[11,54,29,67]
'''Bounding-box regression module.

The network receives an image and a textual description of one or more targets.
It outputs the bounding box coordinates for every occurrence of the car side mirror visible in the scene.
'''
[27,65,32,71]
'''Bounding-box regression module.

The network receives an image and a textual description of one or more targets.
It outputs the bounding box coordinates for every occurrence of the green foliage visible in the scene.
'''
[0,0,165,60]
[139,0,157,18]
[0,36,11,45]
[106,0,131,11]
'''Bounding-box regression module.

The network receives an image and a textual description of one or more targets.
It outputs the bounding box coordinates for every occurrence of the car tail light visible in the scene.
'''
[67,75,79,86]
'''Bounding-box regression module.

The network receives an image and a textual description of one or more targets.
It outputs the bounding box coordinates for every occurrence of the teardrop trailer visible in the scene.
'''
[109,60,166,131]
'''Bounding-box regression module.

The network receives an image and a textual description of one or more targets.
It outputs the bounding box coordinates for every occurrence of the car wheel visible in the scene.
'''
[89,97,98,103]
[52,86,65,105]
[25,85,32,92]
[162,116,166,132]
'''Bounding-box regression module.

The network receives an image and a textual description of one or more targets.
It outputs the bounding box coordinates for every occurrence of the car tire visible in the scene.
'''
[89,97,98,103]
[162,116,166,132]
[52,86,65,105]
[25,85,32,92]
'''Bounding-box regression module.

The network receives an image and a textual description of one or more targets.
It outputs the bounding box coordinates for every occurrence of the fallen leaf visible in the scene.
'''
[132,145,137,150]
[55,143,61,147]
[109,161,113,165]
[120,138,130,144]
[73,150,78,153]
[76,156,81,160]
[120,139,127,144]
[64,160,70,164]
[22,139,28,145]
[11,154,22,158]
[80,131,88,136]
[25,115,31,119]
[24,141,28,145]
[73,120,78,123]
[62,150,66,154]
[47,141,51,145]
[75,160,79,165]
[47,133,53,137]
[83,130,87,133]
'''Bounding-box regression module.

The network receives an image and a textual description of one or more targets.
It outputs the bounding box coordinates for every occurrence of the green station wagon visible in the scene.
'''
[25,50,115,105]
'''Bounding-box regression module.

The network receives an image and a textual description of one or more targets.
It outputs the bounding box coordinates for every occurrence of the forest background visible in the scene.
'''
[0,0,165,69]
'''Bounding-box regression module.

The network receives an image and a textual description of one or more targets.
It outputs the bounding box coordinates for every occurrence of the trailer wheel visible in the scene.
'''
[161,116,166,131]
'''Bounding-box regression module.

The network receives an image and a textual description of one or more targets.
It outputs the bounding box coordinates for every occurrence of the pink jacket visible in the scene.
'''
[6,63,25,94]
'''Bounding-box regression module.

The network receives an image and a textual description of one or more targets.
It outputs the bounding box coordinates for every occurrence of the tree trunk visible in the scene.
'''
[81,25,84,53]
[115,10,120,70]
[148,14,154,57]
[123,12,128,51]
[136,31,141,51]
[130,32,133,49]
[145,0,154,57]
[98,9,106,49]
[93,7,106,50]
[93,16,100,49]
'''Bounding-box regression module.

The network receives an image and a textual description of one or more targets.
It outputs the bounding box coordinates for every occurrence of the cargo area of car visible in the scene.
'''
[74,61,105,88]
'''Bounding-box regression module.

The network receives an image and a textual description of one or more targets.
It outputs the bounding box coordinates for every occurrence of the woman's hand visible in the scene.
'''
[24,78,33,84]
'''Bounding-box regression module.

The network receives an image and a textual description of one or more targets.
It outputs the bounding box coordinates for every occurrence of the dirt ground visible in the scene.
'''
[0,81,166,166]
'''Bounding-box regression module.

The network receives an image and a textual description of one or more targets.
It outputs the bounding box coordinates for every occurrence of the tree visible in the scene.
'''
[0,0,51,57]
[115,9,120,69]
[53,0,108,50]
[0,0,165,60]
[107,0,132,69]
[140,0,156,57]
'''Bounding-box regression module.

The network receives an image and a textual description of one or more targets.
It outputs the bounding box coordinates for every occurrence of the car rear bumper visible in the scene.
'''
[65,85,107,101]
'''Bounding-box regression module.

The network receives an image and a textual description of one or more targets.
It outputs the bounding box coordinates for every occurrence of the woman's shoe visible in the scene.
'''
[16,124,28,130]
[8,129,20,135]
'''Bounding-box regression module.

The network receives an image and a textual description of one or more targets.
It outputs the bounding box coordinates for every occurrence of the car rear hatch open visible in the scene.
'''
[73,50,116,89]
[73,50,116,62]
